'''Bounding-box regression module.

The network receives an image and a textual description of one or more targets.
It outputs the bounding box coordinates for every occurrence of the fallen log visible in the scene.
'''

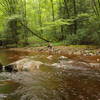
[21,22,51,43]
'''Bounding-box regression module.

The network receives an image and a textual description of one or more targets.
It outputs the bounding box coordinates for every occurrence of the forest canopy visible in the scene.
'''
[0,0,100,47]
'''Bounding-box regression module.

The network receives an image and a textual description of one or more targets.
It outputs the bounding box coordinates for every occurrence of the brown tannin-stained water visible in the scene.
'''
[0,49,100,100]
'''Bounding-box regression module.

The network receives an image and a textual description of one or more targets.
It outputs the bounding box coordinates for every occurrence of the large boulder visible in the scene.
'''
[5,58,43,72]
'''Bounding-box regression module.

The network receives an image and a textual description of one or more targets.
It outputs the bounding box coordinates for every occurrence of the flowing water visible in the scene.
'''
[0,49,100,100]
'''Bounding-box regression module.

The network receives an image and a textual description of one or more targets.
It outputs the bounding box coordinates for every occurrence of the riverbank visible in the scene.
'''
[8,45,100,64]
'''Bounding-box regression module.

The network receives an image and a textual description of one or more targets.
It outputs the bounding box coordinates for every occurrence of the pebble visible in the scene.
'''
[97,59,100,62]
[47,55,53,60]
[59,56,68,60]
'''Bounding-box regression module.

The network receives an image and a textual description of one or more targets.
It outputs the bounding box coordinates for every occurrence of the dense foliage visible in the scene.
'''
[0,0,100,47]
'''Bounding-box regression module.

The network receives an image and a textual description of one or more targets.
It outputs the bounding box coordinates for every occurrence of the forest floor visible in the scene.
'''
[8,45,100,64]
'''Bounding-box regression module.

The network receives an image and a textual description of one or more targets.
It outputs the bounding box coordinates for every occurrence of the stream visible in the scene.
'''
[0,49,100,100]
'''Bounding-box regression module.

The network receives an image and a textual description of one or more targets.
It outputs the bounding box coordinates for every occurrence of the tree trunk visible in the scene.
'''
[38,0,43,35]
[73,0,77,34]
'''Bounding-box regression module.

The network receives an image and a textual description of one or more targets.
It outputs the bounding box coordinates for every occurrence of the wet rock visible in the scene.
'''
[47,55,53,60]
[51,62,67,68]
[5,58,43,72]
[51,60,74,68]
[83,50,97,56]
[0,63,3,72]
[97,59,100,62]
[0,94,7,99]
[66,60,74,64]
[52,63,60,67]
[74,51,81,55]
[52,59,90,70]
[89,63,100,68]
[5,64,15,72]
[96,51,100,55]
[88,53,95,56]
[59,56,68,60]
[73,61,90,68]
[22,60,43,71]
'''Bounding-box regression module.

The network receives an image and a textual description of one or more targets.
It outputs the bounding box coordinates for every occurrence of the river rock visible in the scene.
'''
[47,55,53,60]
[59,56,68,60]
[97,59,100,62]
[0,63,3,72]
[74,51,81,55]
[5,64,14,72]
[51,60,74,68]
[89,63,100,68]
[5,58,43,72]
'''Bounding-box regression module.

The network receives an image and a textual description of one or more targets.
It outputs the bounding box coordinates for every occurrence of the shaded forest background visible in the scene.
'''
[0,0,100,47]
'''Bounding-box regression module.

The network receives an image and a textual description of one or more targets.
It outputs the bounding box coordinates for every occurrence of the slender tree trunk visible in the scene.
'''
[63,0,70,18]
[73,0,77,34]
[92,0,99,16]
[98,0,100,9]
[23,0,28,45]
[50,0,58,40]
[38,0,43,35]
[50,0,55,21]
